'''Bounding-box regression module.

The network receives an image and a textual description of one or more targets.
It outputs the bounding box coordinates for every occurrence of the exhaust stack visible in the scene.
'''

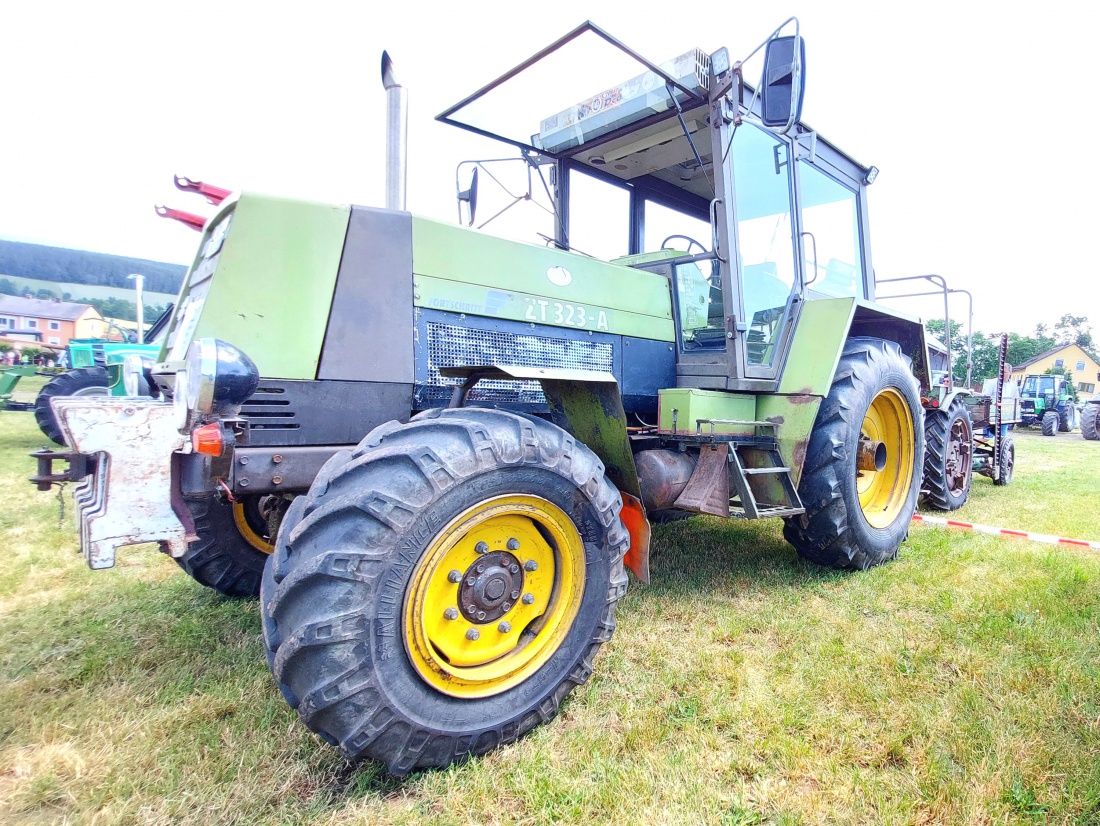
[381,51,408,211]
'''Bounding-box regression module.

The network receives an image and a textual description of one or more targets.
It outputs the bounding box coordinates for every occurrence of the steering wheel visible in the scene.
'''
[661,235,708,255]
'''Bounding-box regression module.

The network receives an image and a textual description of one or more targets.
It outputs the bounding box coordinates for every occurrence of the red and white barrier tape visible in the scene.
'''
[912,513,1100,551]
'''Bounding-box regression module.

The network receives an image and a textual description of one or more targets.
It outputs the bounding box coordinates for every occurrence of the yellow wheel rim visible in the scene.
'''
[856,388,915,529]
[232,499,275,554]
[404,494,586,699]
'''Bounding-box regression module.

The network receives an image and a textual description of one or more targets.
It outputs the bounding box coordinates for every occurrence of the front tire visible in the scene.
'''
[260,408,629,774]
[993,435,1014,486]
[34,366,109,444]
[175,494,285,597]
[922,399,973,511]
[783,337,924,570]
[1041,410,1058,437]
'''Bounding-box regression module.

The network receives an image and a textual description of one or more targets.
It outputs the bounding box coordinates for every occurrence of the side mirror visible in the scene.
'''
[760,35,806,130]
[457,167,478,226]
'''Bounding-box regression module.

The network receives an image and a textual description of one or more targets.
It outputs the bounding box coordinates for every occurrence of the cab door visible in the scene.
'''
[727,124,803,382]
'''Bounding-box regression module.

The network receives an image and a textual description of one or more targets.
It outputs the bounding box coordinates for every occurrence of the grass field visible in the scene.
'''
[1,409,1098,825]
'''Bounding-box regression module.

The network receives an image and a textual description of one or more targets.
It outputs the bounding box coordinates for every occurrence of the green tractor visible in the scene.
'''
[1018,373,1076,436]
[29,320,169,444]
[36,21,950,773]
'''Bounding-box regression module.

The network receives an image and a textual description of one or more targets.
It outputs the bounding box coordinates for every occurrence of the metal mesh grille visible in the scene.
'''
[426,322,613,403]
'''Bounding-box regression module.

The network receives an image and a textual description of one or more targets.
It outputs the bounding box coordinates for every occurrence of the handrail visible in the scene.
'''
[876,274,974,388]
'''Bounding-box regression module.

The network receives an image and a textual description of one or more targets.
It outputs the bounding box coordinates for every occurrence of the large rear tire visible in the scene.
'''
[260,408,629,774]
[783,338,924,570]
[175,494,286,597]
[921,399,973,511]
[1082,403,1100,441]
[34,366,109,444]
[1041,410,1058,437]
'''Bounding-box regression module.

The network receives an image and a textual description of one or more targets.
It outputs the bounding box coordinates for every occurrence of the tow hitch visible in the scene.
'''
[29,449,90,491]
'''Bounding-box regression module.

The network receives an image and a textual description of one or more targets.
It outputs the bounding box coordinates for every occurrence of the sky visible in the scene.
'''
[2,0,1096,337]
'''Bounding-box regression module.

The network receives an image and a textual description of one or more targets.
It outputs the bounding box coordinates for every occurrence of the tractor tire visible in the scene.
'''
[783,337,924,570]
[993,435,1014,486]
[1058,405,1075,433]
[175,494,287,598]
[260,407,629,774]
[921,399,973,511]
[34,366,109,444]
[1041,410,1059,437]
[1082,403,1100,441]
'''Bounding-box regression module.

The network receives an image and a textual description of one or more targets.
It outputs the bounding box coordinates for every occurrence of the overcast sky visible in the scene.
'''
[2,1,1096,336]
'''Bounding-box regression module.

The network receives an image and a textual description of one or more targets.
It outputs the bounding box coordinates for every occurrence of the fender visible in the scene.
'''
[440,364,650,583]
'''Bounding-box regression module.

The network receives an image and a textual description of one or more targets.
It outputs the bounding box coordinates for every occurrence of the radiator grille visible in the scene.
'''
[426,322,613,403]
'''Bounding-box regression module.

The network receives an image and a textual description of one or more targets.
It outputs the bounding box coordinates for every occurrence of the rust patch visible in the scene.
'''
[792,438,809,472]
[766,415,785,425]
[788,394,818,405]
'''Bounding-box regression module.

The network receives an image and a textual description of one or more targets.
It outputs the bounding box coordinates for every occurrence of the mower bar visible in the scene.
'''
[155,205,206,231]
[173,175,232,205]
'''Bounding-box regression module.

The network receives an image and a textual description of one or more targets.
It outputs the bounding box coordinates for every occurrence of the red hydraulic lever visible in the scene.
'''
[173,175,232,205]
[155,205,206,232]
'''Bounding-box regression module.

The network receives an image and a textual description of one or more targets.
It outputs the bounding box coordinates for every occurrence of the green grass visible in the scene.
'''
[1,415,1098,824]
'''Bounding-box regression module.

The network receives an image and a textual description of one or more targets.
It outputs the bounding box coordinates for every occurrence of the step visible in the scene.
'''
[729,504,805,519]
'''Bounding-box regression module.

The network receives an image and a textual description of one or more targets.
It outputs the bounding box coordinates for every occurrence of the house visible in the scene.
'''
[1010,343,1100,396]
[0,295,107,351]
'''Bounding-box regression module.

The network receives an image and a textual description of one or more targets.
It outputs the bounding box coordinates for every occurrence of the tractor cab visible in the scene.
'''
[440,21,879,393]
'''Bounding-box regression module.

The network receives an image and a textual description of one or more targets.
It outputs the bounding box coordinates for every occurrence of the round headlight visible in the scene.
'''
[184,338,260,415]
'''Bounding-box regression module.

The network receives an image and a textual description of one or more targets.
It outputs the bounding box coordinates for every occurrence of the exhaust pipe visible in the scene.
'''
[381,51,408,211]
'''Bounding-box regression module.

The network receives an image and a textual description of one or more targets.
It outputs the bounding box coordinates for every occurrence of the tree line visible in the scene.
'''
[0,239,185,295]
[926,314,1097,386]
[0,277,167,324]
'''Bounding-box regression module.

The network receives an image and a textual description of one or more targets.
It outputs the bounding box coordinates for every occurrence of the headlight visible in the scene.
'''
[183,338,260,416]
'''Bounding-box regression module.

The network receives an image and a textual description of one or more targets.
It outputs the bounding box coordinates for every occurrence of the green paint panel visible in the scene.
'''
[416,275,674,342]
[754,394,822,486]
[779,297,855,395]
[658,388,757,435]
[412,217,673,340]
[188,195,350,379]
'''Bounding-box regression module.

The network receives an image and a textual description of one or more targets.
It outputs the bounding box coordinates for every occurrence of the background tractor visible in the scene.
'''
[1019,373,1076,436]
[38,21,951,773]
[1083,396,1100,440]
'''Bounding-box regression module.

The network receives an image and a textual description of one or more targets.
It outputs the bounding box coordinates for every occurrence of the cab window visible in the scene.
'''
[568,168,629,260]
[799,161,864,298]
[644,200,711,253]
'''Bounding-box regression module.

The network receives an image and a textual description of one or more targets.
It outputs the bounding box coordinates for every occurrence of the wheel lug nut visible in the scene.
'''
[524,560,538,572]
[444,607,459,620]
[509,563,519,573]
[448,570,462,583]
[466,604,476,614]
[502,603,512,612]
[522,593,535,605]
[475,541,489,554]
[507,538,520,550]
[466,628,480,641]
[466,577,476,586]
[476,610,486,621]
[511,590,520,600]
[476,564,485,573]
[498,621,511,633]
